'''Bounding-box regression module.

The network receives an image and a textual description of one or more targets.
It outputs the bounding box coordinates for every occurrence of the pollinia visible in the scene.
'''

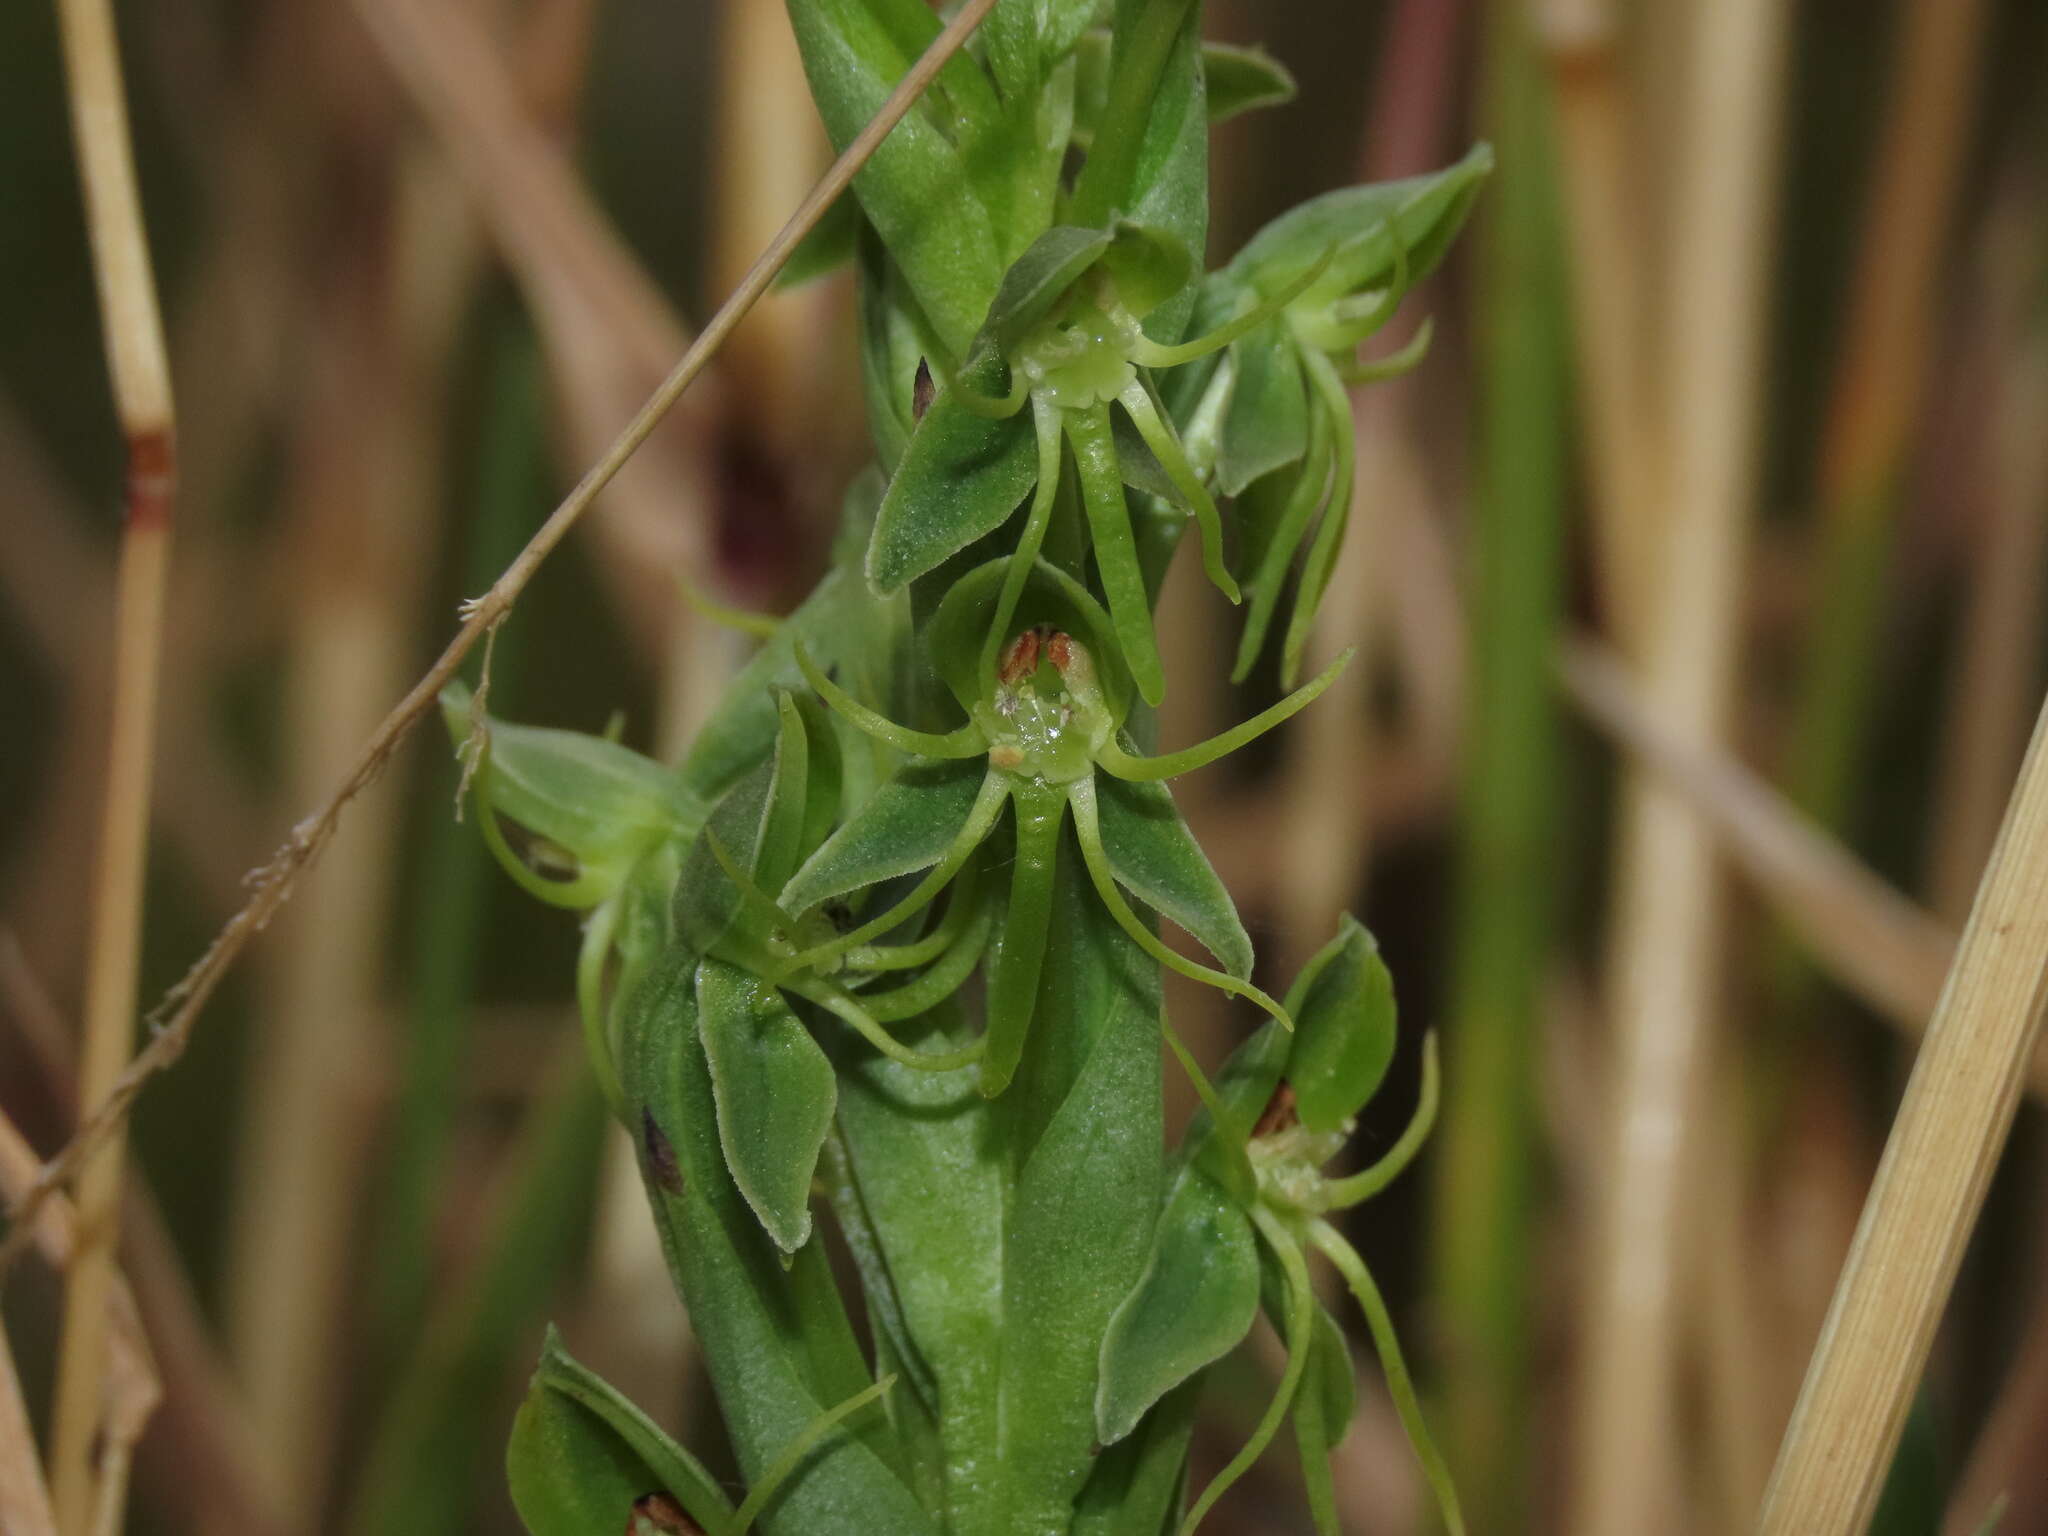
[453,3,1490,1531]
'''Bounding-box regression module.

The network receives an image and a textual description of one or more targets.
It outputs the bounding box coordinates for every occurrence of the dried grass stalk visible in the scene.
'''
[44,0,176,1523]
[1760,692,2048,1532]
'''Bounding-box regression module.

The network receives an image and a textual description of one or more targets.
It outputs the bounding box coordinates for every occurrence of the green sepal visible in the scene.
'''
[697,957,838,1253]
[780,756,991,917]
[980,0,1108,102]
[784,0,1004,357]
[440,682,695,909]
[1216,320,1310,496]
[506,1328,735,1536]
[1284,914,1397,1134]
[925,556,1130,722]
[866,375,1037,595]
[1201,42,1298,123]
[1095,1165,1260,1444]
[1071,33,1295,138]
[1225,143,1495,311]
[1100,222,1194,321]
[1094,774,1252,979]
[983,225,1115,347]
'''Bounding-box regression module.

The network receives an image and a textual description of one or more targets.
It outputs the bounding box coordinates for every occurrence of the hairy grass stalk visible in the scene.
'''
[1760,689,2048,1531]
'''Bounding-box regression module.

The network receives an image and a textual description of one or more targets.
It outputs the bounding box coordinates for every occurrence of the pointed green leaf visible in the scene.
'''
[784,0,1004,355]
[1203,42,1297,123]
[1284,914,1397,1134]
[1226,143,1495,309]
[698,957,837,1253]
[1094,774,1252,978]
[866,388,1037,595]
[1096,1166,1260,1444]
[1070,1378,1198,1536]
[780,757,991,916]
[675,751,779,953]
[507,1329,734,1536]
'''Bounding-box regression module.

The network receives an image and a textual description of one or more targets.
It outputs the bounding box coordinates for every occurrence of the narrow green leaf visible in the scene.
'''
[697,957,838,1253]
[866,387,1037,595]
[1096,1166,1260,1444]
[1094,774,1252,978]
[622,948,937,1534]
[780,756,991,916]
[784,0,1004,355]
[1284,914,1398,1134]
[829,1000,1005,1529]
[996,850,1163,1528]
[509,1330,736,1536]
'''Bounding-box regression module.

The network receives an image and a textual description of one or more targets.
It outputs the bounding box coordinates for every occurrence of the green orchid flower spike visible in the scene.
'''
[1171,142,1494,685]
[782,558,1345,1098]
[1095,916,1464,1536]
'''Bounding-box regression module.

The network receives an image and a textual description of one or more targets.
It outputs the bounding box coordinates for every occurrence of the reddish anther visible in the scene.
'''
[1045,630,1075,673]
[998,626,1045,685]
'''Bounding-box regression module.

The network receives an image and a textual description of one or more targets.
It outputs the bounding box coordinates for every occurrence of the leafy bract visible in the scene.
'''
[1284,914,1398,1134]
[780,756,990,916]
[865,382,1037,595]
[1095,774,1251,979]
[699,957,838,1253]
[1095,1166,1259,1444]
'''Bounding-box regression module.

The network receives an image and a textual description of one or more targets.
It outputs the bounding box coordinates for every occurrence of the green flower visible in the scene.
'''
[782,558,1348,1097]
[1096,917,1464,1536]
[860,220,1329,706]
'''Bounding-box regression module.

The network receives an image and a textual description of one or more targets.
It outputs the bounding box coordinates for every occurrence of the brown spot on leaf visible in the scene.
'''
[641,1110,683,1195]
[912,358,935,422]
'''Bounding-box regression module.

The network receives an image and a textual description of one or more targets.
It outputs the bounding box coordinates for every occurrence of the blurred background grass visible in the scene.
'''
[4,0,2048,1531]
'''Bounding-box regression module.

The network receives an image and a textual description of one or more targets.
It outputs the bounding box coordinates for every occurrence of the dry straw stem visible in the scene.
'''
[1532,0,1658,654]
[0,1108,161,1536]
[0,0,1001,1285]
[1571,0,1789,1527]
[1759,690,2048,1533]
[1,1327,58,1536]
[45,0,177,1526]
